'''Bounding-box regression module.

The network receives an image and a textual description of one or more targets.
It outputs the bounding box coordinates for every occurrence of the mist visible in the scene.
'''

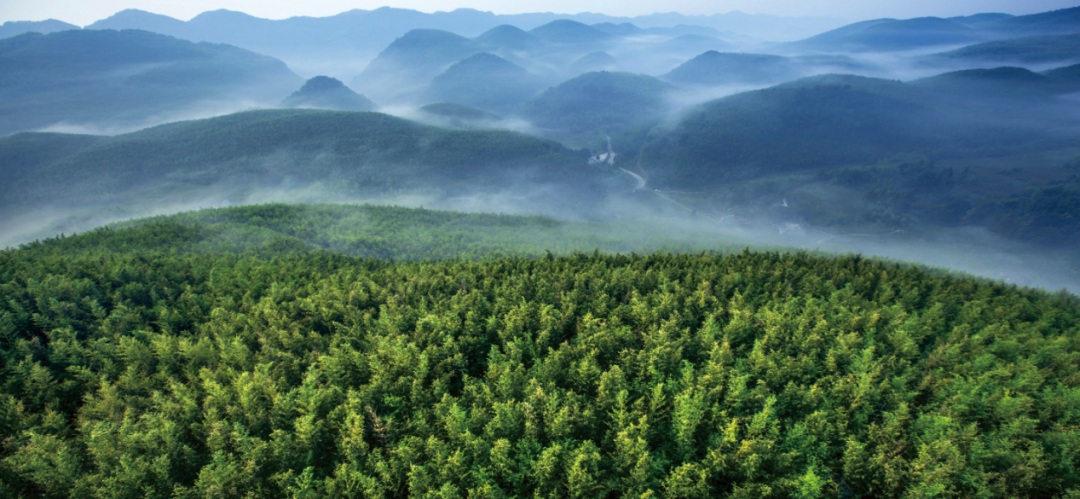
[5,169,1077,295]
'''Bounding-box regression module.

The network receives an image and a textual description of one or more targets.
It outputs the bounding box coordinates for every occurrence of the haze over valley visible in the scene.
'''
[3,3,1080,291]
[6,3,1080,498]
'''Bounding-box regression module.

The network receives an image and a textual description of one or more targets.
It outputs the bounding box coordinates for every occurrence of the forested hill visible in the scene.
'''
[0,29,302,135]
[639,73,1080,189]
[17,204,759,261]
[1,206,1079,497]
[521,71,674,134]
[0,109,605,210]
[920,33,1080,66]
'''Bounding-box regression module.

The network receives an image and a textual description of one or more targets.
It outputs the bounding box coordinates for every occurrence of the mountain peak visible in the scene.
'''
[530,19,614,44]
[283,76,376,112]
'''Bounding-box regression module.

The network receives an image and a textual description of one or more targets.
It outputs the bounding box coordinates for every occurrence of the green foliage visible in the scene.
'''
[969,185,1080,247]
[0,133,102,188]
[1,218,1079,497]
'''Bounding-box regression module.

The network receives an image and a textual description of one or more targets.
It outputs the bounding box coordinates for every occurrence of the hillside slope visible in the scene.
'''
[980,6,1080,37]
[351,29,481,103]
[0,109,605,209]
[641,73,1080,188]
[921,33,1080,67]
[664,51,798,86]
[788,17,984,52]
[18,203,754,260]
[0,19,80,39]
[0,29,302,135]
[521,71,674,134]
[1,218,1077,497]
[428,53,544,112]
[281,76,377,111]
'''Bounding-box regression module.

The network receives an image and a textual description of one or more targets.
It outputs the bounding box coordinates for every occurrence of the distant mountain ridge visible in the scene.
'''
[73,7,842,79]
[783,17,986,52]
[978,6,1080,36]
[783,7,1080,53]
[350,17,733,106]
[0,19,80,38]
[84,7,842,42]
[663,50,871,86]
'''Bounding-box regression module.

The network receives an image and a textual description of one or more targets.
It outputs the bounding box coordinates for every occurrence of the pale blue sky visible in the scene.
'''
[1,0,1077,25]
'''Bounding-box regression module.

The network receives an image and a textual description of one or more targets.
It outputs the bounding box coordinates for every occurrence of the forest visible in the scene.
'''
[5,5,1080,497]
[1,204,1079,497]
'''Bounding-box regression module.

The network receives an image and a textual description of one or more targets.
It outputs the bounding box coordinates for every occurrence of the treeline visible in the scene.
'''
[1,226,1079,496]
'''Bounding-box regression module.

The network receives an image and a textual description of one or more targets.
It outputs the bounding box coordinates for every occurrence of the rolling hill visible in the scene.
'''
[521,71,674,134]
[1044,61,1080,83]
[788,17,985,52]
[948,13,1015,26]
[475,24,541,52]
[590,22,644,37]
[787,7,1080,58]
[0,109,607,213]
[0,132,102,188]
[351,29,481,103]
[281,76,377,112]
[0,29,302,136]
[663,51,874,87]
[18,203,755,260]
[528,19,615,45]
[626,71,1080,253]
[664,51,799,86]
[640,72,1079,188]
[428,53,544,112]
[979,6,1080,37]
[921,33,1080,67]
[87,8,187,35]
[912,66,1058,97]
[79,8,841,80]
[568,51,620,75]
[0,19,80,39]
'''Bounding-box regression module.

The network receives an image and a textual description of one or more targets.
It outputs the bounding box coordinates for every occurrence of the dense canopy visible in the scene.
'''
[1,204,1079,498]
